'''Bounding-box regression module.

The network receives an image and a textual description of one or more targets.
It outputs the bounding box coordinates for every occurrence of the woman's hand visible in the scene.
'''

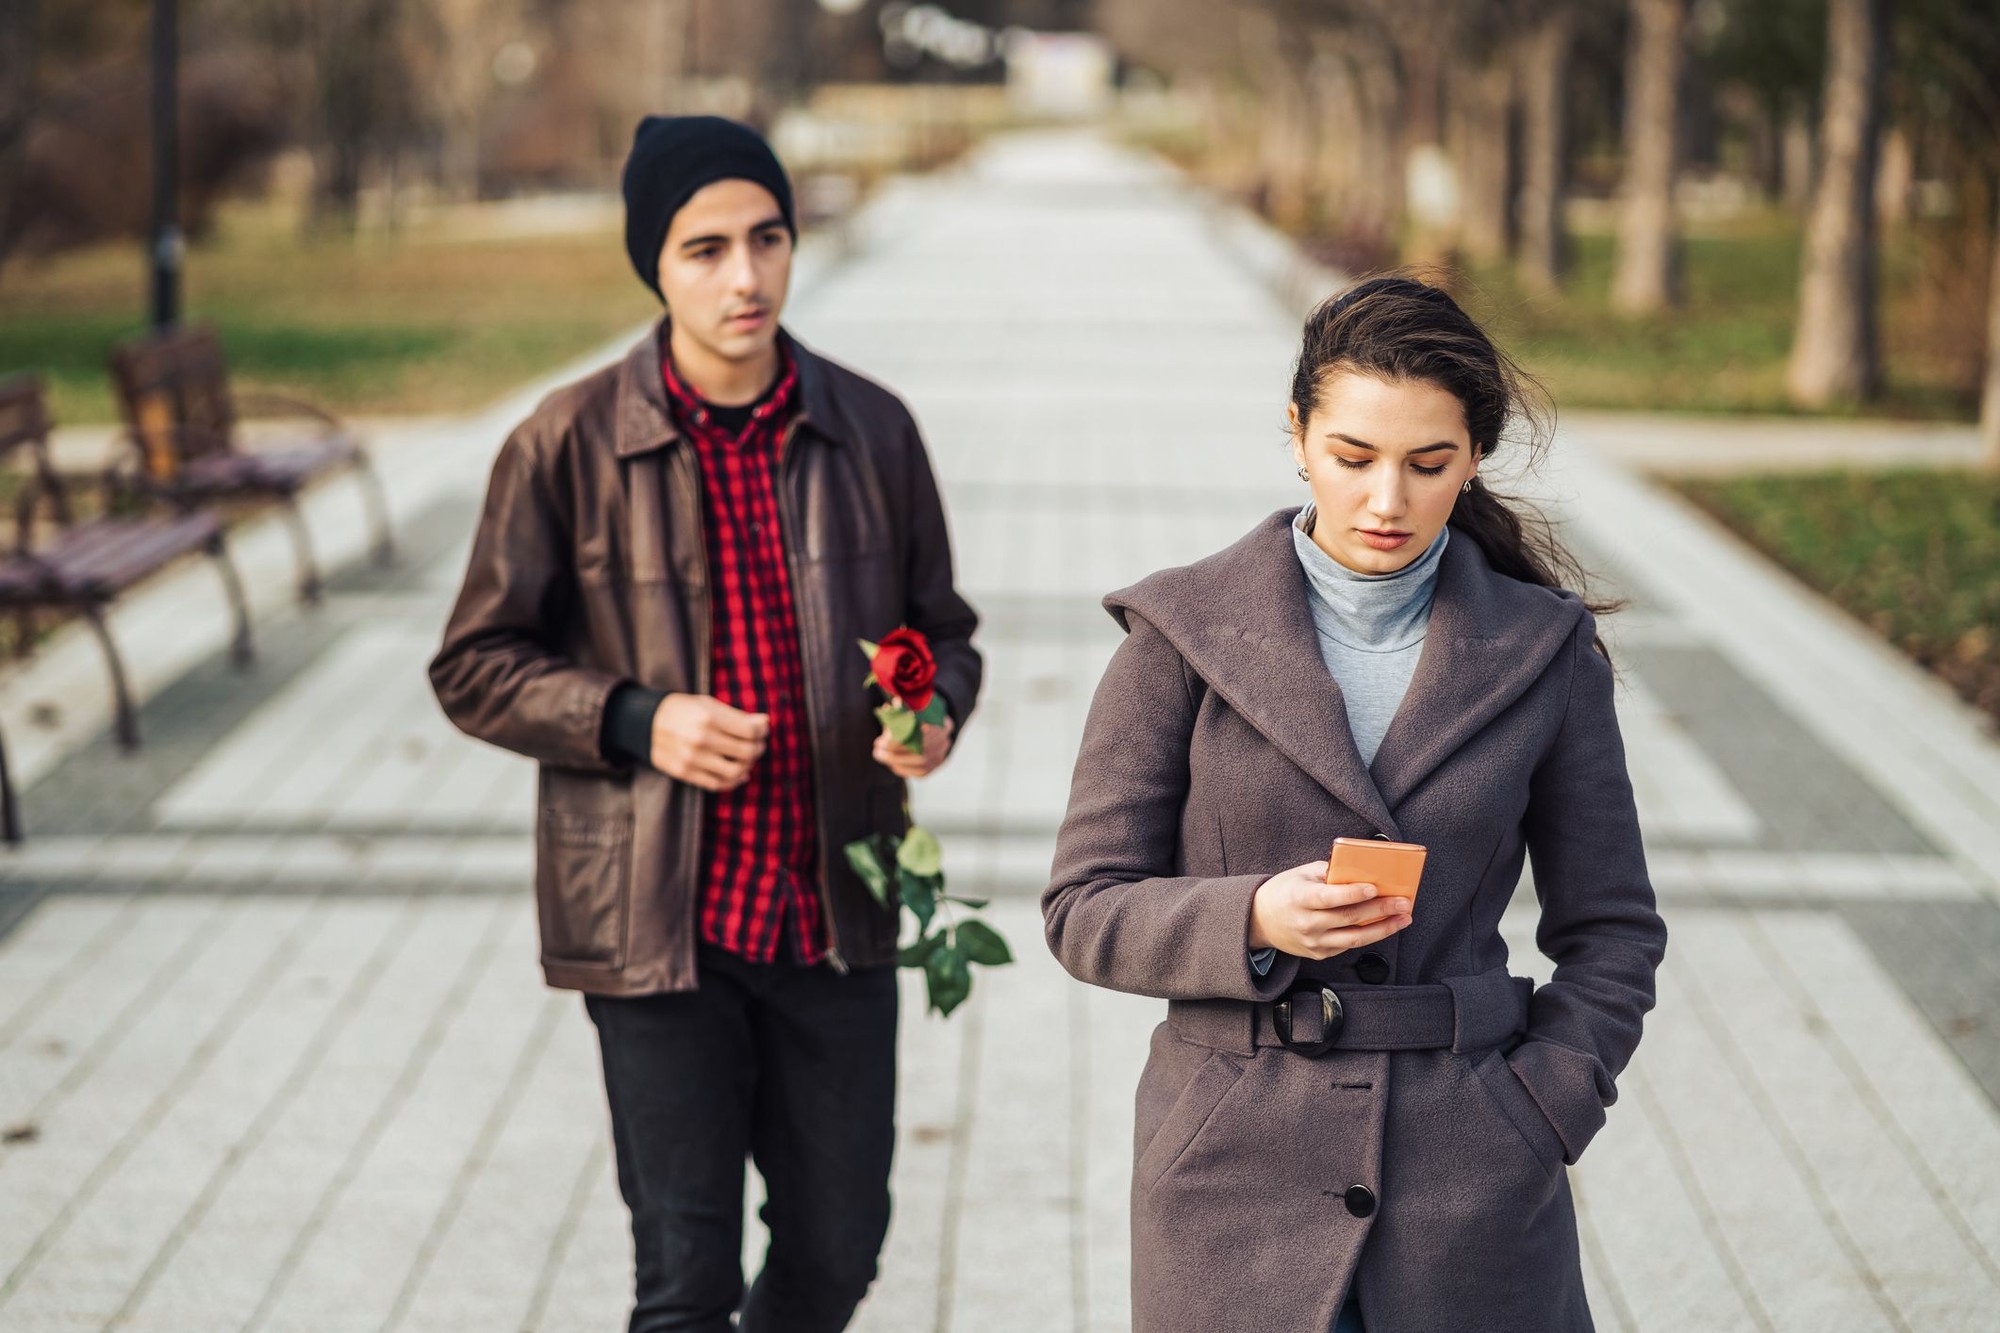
[1248,861,1412,961]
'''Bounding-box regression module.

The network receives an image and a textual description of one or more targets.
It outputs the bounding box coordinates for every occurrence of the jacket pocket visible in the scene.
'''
[1135,1049,1245,1193]
[534,810,632,968]
[1468,1047,1566,1179]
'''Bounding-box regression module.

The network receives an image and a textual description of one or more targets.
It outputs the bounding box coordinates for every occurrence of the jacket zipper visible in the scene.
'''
[775,414,848,974]
[673,447,713,979]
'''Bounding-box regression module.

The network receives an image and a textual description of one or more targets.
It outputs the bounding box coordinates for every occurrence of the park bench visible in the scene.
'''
[0,375,255,842]
[107,324,394,604]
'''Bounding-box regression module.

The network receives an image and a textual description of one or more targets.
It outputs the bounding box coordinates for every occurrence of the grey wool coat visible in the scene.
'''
[1043,510,1667,1333]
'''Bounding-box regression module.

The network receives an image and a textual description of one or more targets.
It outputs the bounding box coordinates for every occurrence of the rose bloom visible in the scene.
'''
[871,627,937,712]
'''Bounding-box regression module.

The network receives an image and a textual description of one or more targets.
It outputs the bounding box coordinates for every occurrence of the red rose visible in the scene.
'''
[871,627,937,713]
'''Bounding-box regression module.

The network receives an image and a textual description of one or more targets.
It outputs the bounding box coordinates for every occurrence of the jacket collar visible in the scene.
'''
[1105,508,1584,837]
[613,318,850,459]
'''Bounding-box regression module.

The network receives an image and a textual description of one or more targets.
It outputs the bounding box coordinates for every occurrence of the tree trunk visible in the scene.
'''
[1260,66,1316,231]
[1981,189,2000,470]
[1786,0,1889,407]
[1310,36,1362,227]
[1611,0,1687,314]
[1401,34,1458,265]
[1450,57,1515,265]
[1516,7,1574,292]
[1240,8,1317,232]
[1781,104,1816,211]
[1875,127,1912,224]
[0,0,36,265]
[1352,44,1406,246]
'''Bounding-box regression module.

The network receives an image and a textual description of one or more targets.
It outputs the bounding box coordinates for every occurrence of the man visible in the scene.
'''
[429,115,981,1333]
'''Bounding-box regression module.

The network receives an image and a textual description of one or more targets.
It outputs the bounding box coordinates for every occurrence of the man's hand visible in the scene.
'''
[873,716,954,779]
[651,694,769,791]
[1247,861,1412,961]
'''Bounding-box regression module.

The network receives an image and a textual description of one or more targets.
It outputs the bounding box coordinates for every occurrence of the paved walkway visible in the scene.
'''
[3,130,2000,1332]
[1557,410,1986,475]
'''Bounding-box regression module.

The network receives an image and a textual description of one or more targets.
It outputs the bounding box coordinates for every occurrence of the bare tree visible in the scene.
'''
[1983,191,2000,470]
[1785,0,1890,406]
[1345,36,1407,246]
[1300,3,1408,253]
[1610,0,1687,314]
[1516,3,1575,292]
[1451,49,1516,264]
[0,0,35,264]
[423,0,525,200]
[1238,3,1320,231]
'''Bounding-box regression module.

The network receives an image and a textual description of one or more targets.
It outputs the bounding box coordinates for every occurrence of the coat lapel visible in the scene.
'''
[1111,511,1401,838]
[1368,532,1583,811]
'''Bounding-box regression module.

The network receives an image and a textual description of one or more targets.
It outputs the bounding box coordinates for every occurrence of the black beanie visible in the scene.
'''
[622,115,797,303]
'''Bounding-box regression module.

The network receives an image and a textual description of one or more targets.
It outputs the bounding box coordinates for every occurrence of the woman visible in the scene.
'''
[1043,275,1667,1333]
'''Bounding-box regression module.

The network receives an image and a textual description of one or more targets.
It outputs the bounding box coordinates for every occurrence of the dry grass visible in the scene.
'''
[0,204,651,424]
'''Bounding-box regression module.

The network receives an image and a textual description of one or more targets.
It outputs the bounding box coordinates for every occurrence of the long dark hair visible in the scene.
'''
[1288,274,1622,635]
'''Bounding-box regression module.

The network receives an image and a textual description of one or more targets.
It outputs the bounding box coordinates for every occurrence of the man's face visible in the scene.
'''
[656,178,793,365]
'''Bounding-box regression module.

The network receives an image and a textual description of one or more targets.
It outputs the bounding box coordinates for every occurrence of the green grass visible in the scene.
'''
[1671,468,2000,723]
[0,211,652,424]
[1458,218,1977,420]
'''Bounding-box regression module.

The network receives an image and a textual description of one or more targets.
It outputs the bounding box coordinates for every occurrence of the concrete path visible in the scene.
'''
[1558,409,1986,476]
[3,129,2000,1332]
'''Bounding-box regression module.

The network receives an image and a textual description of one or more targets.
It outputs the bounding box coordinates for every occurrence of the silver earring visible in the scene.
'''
[1462,478,1474,493]
[1297,466,1309,481]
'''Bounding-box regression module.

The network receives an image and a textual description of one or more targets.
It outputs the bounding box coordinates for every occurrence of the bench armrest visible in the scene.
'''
[229,391,347,434]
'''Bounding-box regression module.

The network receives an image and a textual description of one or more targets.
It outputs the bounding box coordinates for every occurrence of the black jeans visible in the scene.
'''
[585,943,899,1333]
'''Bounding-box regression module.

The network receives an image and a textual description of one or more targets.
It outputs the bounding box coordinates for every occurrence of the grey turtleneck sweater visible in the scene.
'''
[1249,506,1448,979]
[1291,503,1449,766]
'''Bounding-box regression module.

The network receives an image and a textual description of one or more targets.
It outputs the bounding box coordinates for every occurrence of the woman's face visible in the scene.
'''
[1289,372,1481,574]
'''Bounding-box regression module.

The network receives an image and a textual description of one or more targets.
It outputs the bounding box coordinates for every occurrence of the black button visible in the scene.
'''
[1344,1185,1376,1218]
[1354,952,1390,985]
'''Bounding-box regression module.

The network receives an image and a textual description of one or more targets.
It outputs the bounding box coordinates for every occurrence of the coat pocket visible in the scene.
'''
[1135,1049,1245,1193]
[534,810,632,968]
[1468,1047,1566,1179]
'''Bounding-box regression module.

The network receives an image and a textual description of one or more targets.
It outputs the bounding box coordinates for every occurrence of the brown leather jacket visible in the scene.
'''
[430,323,982,994]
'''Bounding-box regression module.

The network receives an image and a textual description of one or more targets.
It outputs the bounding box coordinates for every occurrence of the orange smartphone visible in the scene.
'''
[1326,836,1427,915]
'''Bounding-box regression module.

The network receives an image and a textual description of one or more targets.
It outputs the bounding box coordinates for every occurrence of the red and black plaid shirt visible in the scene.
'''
[662,348,827,966]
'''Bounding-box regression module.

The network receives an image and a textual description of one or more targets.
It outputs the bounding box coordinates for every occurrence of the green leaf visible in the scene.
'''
[842,837,892,907]
[896,825,943,878]
[924,936,973,1017]
[956,918,1014,966]
[874,702,921,749]
[916,695,948,727]
[858,638,880,659]
[898,931,946,968]
[862,672,878,689]
[942,894,990,910]
[898,866,939,932]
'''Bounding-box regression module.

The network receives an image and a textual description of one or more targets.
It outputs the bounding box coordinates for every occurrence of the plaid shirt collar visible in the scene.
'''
[660,341,800,449]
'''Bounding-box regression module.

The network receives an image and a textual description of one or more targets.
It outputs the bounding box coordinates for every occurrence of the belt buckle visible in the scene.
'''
[1271,985,1345,1057]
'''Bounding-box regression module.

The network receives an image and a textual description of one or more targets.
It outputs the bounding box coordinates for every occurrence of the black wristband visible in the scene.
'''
[601,682,668,767]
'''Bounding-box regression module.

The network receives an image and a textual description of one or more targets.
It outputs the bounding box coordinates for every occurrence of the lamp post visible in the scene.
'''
[149,0,181,330]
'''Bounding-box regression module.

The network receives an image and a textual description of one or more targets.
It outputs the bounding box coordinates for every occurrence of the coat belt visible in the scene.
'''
[1165,970,1533,1058]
